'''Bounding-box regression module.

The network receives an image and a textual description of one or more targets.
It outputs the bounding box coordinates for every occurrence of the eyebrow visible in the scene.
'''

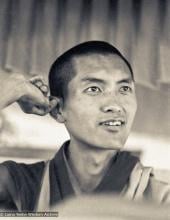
[81,77,105,84]
[81,77,133,84]
[117,78,133,84]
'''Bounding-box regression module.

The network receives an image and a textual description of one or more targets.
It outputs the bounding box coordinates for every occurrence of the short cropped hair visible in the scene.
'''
[49,41,134,99]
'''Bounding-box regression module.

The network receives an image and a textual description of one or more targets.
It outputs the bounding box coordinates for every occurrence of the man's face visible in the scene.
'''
[61,53,137,150]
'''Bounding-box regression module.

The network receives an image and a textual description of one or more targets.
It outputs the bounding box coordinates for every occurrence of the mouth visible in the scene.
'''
[99,119,125,130]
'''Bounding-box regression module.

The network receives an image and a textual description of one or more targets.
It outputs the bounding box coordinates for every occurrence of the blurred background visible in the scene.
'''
[0,0,170,172]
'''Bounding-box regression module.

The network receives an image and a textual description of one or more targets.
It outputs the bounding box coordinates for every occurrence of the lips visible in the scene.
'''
[99,118,126,128]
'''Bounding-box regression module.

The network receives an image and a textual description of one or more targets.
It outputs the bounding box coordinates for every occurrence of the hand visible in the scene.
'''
[18,75,58,116]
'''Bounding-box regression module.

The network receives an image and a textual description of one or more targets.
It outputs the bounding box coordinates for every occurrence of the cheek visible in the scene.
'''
[127,104,137,125]
[120,96,137,116]
[64,97,94,121]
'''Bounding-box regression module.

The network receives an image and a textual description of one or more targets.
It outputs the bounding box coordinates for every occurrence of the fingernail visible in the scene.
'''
[41,85,48,92]
[37,81,42,87]
[49,96,57,101]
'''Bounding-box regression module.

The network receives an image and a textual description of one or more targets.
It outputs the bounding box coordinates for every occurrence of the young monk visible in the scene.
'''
[0,41,169,211]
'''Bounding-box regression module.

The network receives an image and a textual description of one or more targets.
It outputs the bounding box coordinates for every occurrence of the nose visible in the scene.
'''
[100,98,123,114]
[101,104,122,113]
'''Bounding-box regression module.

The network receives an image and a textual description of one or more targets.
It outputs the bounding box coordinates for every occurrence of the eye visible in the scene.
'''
[84,86,102,94]
[119,85,132,94]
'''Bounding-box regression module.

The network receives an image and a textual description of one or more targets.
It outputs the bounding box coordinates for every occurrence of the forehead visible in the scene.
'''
[72,53,132,79]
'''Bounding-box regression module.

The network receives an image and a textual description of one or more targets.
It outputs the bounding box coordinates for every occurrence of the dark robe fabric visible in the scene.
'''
[0,142,138,211]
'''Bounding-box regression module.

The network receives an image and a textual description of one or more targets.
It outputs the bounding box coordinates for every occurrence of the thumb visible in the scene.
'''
[48,96,59,112]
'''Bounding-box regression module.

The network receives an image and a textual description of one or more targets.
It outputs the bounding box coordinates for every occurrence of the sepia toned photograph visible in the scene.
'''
[0,0,170,219]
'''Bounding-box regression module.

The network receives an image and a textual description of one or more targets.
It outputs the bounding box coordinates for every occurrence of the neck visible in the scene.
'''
[67,140,117,192]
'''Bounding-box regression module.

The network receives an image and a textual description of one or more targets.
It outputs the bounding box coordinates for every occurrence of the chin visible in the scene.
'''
[106,139,126,150]
[95,141,125,151]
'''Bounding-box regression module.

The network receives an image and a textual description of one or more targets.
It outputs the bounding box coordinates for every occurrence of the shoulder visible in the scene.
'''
[0,160,46,210]
[1,160,45,181]
[0,163,11,198]
[145,169,170,203]
[0,159,46,189]
[126,162,170,203]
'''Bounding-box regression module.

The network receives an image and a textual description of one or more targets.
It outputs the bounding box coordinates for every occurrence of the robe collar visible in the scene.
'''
[49,141,139,205]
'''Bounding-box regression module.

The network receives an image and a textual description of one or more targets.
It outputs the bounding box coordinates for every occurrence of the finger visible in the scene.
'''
[40,97,50,107]
[29,75,44,83]
[40,85,49,94]
[30,79,43,88]
[34,97,58,115]
[34,81,43,88]
[31,106,48,116]
[31,79,44,87]
[33,81,48,93]
[49,96,59,102]
[48,97,58,111]
[30,78,49,95]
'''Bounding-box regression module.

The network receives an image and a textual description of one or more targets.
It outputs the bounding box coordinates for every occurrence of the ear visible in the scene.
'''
[50,97,66,123]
